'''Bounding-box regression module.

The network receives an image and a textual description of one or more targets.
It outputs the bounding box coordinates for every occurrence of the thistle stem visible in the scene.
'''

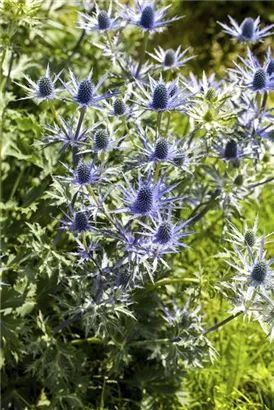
[81,231,88,252]
[73,107,86,168]
[154,161,161,183]
[87,184,100,206]
[106,31,114,53]
[256,92,262,118]
[261,91,268,113]
[248,175,274,189]
[164,112,171,138]
[128,338,170,347]
[48,100,63,130]
[203,311,242,335]
[157,111,162,135]
[135,31,149,78]
[147,277,199,290]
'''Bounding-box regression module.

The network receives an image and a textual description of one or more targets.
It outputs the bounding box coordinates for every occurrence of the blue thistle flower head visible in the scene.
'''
[152,83,168,110]
[232,48,274,93]
[63,69,118,109]
[224,140,238,159]
[218,16,274,43]
[148,46,195,71]
[73,211,90,232]
[138,210,194,255]
[60,159,102,188]
[18,64,63,103]
[76,162,92,185]
[164,49,176,67]
[77,79,93,105]
[241,17,254,40]
[228,237,274,290]
[38,76,54,97]
[78,2,121,32]
[140,5,155,29]
[98,10,111,30]
[121,1,183,33]
[94,129,110,151]
[252,68,267,91]
[113,98,126,116]
[117,173,186,220]
[267,59,274,76]
[129,128,198,172]
[134,185,154,213]
[155,221,172,244]
[245,230,256,247]
[58,205,93,235]
[133,75,189,112]
[265,47,274,78]
[154,139,169,160]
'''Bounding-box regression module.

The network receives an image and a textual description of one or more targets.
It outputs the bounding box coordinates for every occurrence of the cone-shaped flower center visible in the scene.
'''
[164,49,176,67]
[244,230,256,247]
[251,260,267,283]
[152,84,168,110]
[267,59,274,77]
[74,212,89,232]
[234,174,243,186]
[134,186,153,213]
[205,87,217,102]
[224,140,238,159]
[140,5,155,29]
[38,76,54,97]
[77,162,91,185]
[113,98,126,116]
[77,79,93,104]
[98,10,111,30]
[156,222,172,244]
[252,69,267,91]
[95,130,109,150]
[154,139,169,160]
[241,17,254,39]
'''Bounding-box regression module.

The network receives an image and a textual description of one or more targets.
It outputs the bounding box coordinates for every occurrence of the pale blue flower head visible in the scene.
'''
[227,236,274,296]
[115,172,185,220]
[59,159,102,188]
[133,75,189,113]
[58,205,93,234]
[121,1,183,33]
[232,48,274,93]
[139,209,194,255]
[78,1,121,32]
[147,46,195,71]
[62,69,118,109]
[218,16,274,43]
[17,64,63,103]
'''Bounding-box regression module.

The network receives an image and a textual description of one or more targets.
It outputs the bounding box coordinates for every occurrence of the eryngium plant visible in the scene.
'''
[2,0,274,408]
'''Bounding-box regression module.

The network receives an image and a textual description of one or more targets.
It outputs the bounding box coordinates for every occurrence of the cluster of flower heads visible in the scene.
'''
[19,1,274,343]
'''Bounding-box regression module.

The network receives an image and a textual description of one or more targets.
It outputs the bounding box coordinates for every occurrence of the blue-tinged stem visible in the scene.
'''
[106,31,114,53]
[261,91,268,113]
[157,111,162,135]
[203,311,242,335]
[164,112,171,138]
[154,161,161,183]
[73,106,86,168]
[81,231,88,252]
[135,31,149,78]
[48,100,64,131]
[256,92,262,118]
